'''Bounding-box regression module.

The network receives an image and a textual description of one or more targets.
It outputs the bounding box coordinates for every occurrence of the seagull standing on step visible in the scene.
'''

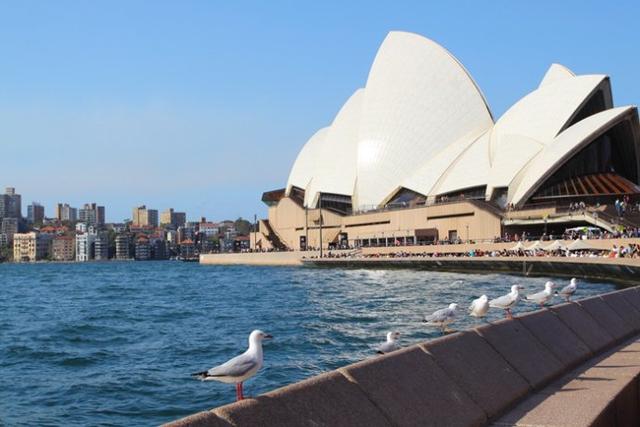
[468,295,490,320]
[191,330,273,401]
[424,303,458,334]
[525,281,556,307]
[489,285,523,319]
[376,331,401,354]
[558,278,578,302]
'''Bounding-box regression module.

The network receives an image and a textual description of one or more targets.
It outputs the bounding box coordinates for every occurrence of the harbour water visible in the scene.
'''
[0,262,618,426]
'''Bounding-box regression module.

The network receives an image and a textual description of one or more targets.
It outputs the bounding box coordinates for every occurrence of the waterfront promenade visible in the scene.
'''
[167,286,640,426]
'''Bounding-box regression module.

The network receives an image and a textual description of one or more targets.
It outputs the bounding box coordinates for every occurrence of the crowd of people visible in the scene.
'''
[312,242,640,260]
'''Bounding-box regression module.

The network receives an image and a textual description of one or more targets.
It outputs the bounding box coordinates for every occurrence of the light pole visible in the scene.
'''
[253,214,257,251]
[319,193,323,258]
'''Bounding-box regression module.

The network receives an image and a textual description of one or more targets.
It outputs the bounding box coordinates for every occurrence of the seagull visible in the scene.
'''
[376,331,401,354]
[468,295,490,319]
[525,281,556,307]
[424,303,458,334]
[489,285,523,319]
[557,278,578,302]
[191,330,273,401]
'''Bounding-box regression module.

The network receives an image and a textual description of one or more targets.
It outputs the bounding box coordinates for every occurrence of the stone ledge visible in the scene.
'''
[166,286,640,427]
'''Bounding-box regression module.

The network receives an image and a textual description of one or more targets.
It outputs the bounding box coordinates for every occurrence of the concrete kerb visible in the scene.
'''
[339,344,487,427]
[474,318,564,390]
[600,290,640,332]
[419,330,530,420]
[213,370,391,427]
[577,296,635,342]
[515,308,592,369]
[161,410,232,427]
[550,302,615,353]
[492,337,640,427]
[617,285,640,312]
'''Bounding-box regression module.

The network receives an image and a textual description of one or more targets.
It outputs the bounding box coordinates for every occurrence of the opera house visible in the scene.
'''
[255,31,640,251]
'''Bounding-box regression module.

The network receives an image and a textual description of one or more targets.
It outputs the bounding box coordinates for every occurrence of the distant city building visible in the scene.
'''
[13,232,50,262]
[27,202,45,224]
[134,236,151,260]
[1,218,19,243]
[177,225,195,244]
[179,239,196,259]
[0,233,7,248]
[55,203,78,222]
[78,203,105,226]
[115,234,131,260]
[150,239,168,260]
[0,187,22,220]
[132,205,158,227]
[75,233,96,262]
[51,236,75,261]
[166,229,178,245]
[199,222,220,237]
[160,208,186,228]
[76,222,87,233]
[94,233,109,260]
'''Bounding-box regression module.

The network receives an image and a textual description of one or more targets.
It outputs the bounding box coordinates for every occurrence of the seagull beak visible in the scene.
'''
[264,334,273,339]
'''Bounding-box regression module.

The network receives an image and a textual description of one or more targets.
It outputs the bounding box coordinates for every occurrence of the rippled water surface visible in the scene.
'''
[0,261,619,426]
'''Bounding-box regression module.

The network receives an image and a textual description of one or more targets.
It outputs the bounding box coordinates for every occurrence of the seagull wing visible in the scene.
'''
[526,290,546,302]
[377,341,398,353]
[468,299,478,312]
[425,307,450,323]
[490,293,514,309]
[559,284,576,295]
[206,352,257,378]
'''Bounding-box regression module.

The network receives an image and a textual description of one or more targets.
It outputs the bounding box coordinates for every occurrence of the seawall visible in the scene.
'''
[166,287,640,426]
[303,256,640,286]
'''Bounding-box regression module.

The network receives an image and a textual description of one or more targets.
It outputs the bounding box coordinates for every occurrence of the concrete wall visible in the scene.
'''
[166,287,640,427]
[200,250,354,266]
[264,197,503,250]
[304,256,640,285]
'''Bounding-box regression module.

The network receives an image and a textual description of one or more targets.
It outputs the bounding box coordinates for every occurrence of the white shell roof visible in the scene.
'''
[304,89,364,207]
[282,32,638,211]
[354,31,493,208]
[286,127,329,194]
[487,73,609,194]
[538,63,575,89]
[431,131,492,196]
[510,106,636,205]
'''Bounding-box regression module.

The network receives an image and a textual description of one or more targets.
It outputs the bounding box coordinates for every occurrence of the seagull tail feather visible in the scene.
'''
[191,371,209,378]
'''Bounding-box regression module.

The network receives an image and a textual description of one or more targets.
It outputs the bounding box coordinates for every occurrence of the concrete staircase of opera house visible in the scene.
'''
[166,286,640,427]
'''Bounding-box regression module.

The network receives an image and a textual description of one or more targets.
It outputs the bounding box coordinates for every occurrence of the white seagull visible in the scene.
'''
[558,278,578,302]
[525,281,556,307]
[489,285,524,319]
[468,295,490,319]
[424,303,458,333]
[192,330,273,401]
[376,331,401,354]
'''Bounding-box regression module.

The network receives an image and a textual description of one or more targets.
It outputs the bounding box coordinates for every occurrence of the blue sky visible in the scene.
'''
[1,1,639,222]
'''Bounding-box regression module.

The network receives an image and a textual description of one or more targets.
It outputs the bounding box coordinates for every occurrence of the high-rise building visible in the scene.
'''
[51,236,75,261]
[0,187,22,219]
[94,233,109,260]
[13,232,50,262]
[78,203,105,226]
[132,205,158,227]
[27,202,45,224]
[56,203,78,222]
[160,208,187,227]
[75,232,96,262]
[115,234,131,260]
[134,236,151,260]
[1,218,19,243]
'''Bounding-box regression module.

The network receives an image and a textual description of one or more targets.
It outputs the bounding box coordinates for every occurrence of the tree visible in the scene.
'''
[234,217,252,235]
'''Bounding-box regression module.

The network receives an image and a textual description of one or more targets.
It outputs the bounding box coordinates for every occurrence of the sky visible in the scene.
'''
[1,1,639,222]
